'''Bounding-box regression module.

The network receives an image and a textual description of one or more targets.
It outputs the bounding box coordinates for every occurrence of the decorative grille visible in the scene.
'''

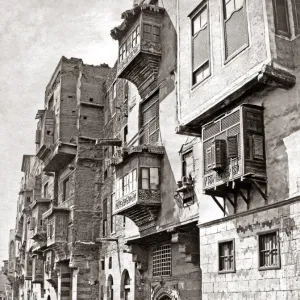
[224,8,248,59]
[219,241,234,271]
[152,244,171,276]
[294,0,300,32]
[259,232,279,268]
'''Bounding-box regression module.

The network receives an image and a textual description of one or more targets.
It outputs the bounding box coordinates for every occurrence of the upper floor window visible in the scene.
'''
[103,198,107,237]
[191,3,210,86]
[140,94,159,145]
[273,0,291,37]
[43,182,49,198]
[119,25,140,63]
[63,178,70,201]
[116,169,137,200]
[143,23,161,42]
[141,167,159,190]
[258,231,280,270]
[223,0,248,61]
[110,193,116,234]
[182,150,194,178]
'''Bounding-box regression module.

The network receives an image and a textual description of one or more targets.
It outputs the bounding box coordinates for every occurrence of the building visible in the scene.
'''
[96,1,201,300]
[176,0,300,299]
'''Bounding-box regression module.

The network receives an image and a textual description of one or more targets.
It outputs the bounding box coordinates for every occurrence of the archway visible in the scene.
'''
[47,295,51,300]
[107,275,113,300]
[158,296,171,300]
[120,269,130,300]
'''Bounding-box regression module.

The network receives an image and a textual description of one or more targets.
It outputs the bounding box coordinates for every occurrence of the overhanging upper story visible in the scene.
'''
[111,3,165,99]
[176,0,297,136]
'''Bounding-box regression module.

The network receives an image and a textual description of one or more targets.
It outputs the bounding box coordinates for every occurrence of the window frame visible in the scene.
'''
[218,239,236,274]
[272,0,291,38]
[142,22,161,43]
[221,0,249,63]
[190,1,211,88]
[43,182,49,198]
[140,167,160,190]
[258,230,281,271]
[103,198,108,237]
[63,177,70,202]
[181,148,194,178]
[110,193,116,234]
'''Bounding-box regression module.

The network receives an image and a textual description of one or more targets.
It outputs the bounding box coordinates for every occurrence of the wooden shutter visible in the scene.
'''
[103,199,107,220]
[292,0,300,34]
[35,130,41,144]
[213,140,227,172]
[273,0,291,37]
[252,134,264,160]
[224,6,248,59]
[192,26,209,71]
[227,135,238,158]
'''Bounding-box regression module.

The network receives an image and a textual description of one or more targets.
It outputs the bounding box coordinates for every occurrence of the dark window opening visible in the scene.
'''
[103,199,107,237]
[273,0,291,37]
[63,178,70,202]
[109,257,112,269]
[89,98,94,102]
[219,240,235,273]
[43,183,48,198]
[258,231,280,270]
[182,150,194,177]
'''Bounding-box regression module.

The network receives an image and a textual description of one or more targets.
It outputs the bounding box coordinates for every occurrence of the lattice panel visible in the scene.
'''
[294,0,300,31]
[152,244,171,277]
[203,121,221,141]
[225,8,248,59]
[221,110,240,131]
[192,27,209,70]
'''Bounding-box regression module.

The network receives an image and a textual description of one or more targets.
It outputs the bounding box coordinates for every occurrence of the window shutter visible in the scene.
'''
[292,0,300,34]
[103,199,107,220]
[252,134,264,160]
[35,130,41,144]
[29,217,36,230]
[192,27,209,71]
[227,135,238,158]
[213,140,227,172]
[273,0,290,36]
[224,7,248,59]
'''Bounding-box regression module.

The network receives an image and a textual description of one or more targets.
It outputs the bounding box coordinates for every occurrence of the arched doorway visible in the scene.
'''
[107,275,113,300]
[158,296,171,300]
[120,269,130,300]
[47,296,51,300]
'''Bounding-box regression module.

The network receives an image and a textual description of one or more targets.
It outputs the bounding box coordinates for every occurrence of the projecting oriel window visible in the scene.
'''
[223,0,248,61]
[218,240,235,273]
[258,231,280,270]
[191,2,210,86]
[152,244,171,277]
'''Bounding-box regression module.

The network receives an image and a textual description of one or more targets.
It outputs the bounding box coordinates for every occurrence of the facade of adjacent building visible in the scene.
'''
[4,0,300,300]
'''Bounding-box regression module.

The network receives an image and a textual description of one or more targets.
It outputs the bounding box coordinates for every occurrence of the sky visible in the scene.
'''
[0,0,130,265]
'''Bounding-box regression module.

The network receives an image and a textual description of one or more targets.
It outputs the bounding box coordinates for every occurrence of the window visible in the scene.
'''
[143,23,161,42]
[103,199,107,237]
[141,168,159,190]
[273,0,291,37]
[182,150,194,177]
[26,197,31,203]
[132,25,140,47]
[191,3,210,86]
[111,194,116,234]
[258,231,280,270]
[292,0,300,35]
[218,240,235,273]
[140,94,159,145]
[107,275,114,300]
[223,0,248,60]
[63,178,70,201]
[124,81,129,100]
[152,244,171,276]
[101,259,105,270]
[116,169,137,200]
[43,182,48,198]
[109,257,112,269]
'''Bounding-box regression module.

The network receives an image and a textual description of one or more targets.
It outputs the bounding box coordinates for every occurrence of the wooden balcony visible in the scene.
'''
[30,198,51,242]
[112,145,164,231]
[43,207,70,261]
[32,256,44,283]
[111,4,164,99]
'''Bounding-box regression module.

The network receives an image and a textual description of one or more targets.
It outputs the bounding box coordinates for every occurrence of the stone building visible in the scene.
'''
[175,0,300,299]
[96,1,201,300]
